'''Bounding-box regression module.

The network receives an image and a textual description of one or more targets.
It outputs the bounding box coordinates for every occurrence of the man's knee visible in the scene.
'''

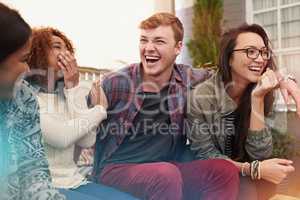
[149,162,183,187]
[140,163,183,200]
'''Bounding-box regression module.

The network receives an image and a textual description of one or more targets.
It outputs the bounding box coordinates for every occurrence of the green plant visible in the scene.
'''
[272,128,300,159]
[187,0,223,68]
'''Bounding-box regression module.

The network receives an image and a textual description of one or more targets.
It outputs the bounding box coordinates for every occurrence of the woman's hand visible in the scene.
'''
[90,79,108,109]
[260,158,295,184]
[252,68,279,100]
[278,75,300,117]
[57,50,79,89]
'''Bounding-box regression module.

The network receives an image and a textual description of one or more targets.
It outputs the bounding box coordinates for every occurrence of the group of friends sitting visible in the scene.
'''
[1,2,300,200]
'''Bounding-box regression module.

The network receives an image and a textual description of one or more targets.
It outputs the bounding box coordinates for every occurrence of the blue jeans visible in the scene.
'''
[59,182,138,200]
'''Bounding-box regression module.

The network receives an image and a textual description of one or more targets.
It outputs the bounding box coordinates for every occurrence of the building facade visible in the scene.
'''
[174,0,300,109]
[175,0,300,77]
[78,67,110,82]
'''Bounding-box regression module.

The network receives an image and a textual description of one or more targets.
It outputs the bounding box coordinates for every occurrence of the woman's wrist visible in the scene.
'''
[241,162,250,176]
[251,94,264,104]
[64,80,79,89]
[241,161,262,179]
[64,83,80,95]
[251,95,265,117]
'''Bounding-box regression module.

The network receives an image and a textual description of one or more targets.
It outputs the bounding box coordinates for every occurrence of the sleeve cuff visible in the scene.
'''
[91,105,107,121]
[63,84,80,97]
[247,128,271,140]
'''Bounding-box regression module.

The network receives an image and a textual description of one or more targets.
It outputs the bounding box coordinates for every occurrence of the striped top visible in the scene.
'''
[223,111,237,158]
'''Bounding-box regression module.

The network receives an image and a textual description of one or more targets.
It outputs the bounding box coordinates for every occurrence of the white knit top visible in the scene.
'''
[37,83,106,189]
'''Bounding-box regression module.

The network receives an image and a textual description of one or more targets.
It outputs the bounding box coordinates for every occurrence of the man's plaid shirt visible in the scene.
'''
[91,63,210,181]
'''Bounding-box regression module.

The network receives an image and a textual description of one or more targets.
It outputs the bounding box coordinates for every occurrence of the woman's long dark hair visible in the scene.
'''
[0,3,31,63]
[218,23,276,161]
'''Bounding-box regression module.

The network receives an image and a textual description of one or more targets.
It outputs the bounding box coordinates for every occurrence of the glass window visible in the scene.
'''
[250,0,300,110]
[281,0,300,5]
[281,6,300,48]
[251,1,300,51]
[282,53,300,77]
[253,0,277,11]
[254,11,278,48]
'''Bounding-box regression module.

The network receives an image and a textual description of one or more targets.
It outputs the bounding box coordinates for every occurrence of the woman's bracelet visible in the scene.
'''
[241,162,249,176]
[240,161,261,180]
[250,160,260,180]
[286,74,297,83]
[250,161,254,179]
[279,74,297,83]
[258,161,261,180]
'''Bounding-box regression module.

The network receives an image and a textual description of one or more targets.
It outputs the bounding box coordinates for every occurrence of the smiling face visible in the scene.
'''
[46,35,68,82]
[230,32,268,86]
[0,38,31,99]
[139,25,182,81]
[48,35,68,71]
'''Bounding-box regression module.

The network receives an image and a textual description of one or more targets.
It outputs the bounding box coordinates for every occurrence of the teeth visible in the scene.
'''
[249,66,261,71]
[145,56,160,59]
[145,55,160,64]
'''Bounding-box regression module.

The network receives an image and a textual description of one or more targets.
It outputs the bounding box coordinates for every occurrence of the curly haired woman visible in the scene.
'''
[27,27,137,200]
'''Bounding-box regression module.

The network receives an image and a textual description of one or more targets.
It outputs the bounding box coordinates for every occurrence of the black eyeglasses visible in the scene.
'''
[232,47,271,61]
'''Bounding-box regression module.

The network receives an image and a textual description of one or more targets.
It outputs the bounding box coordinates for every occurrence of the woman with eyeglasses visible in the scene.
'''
[187,24,295,200]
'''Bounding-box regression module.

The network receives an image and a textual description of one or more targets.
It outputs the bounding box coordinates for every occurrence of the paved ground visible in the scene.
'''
[270,194,300,200]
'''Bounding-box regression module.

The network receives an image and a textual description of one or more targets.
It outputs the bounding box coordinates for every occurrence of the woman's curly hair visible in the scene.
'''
[27,27,75,84]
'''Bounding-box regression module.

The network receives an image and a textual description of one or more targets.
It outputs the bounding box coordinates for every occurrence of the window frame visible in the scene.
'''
[246,0,300,111]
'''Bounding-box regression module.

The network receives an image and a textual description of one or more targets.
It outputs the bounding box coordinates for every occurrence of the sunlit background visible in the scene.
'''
[3,0,171,69]
[3,0,300,105]
[2,0,300,196]
[3,0,300,78]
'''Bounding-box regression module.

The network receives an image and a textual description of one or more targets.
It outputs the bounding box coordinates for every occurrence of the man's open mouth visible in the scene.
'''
[145,55,160,64]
